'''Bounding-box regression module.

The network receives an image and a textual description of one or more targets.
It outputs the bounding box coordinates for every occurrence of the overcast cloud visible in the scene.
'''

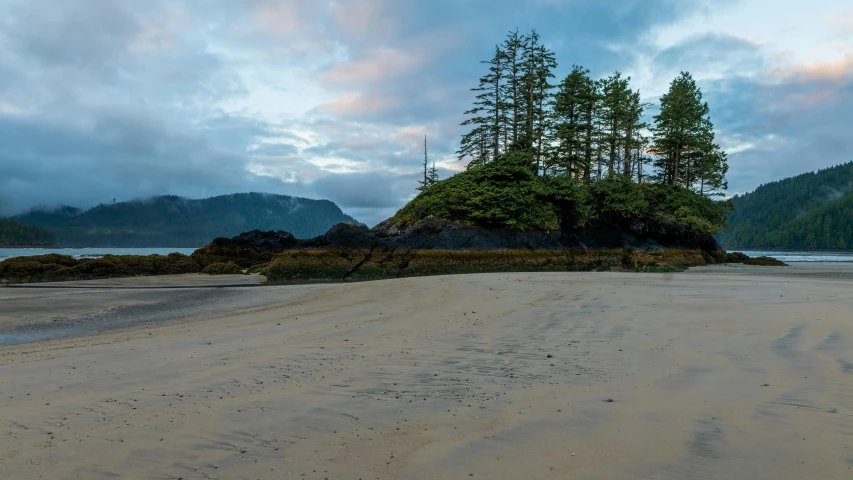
[0,0,850,225]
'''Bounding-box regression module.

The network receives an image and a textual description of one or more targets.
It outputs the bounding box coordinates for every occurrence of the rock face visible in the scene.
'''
[192,218,724,269]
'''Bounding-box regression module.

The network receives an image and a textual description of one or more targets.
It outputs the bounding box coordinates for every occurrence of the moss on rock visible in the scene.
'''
[744,256,787,266]
[200,262,243,275]
[259,247,710,281]
[726,251,750,263]
[0,253,201,283]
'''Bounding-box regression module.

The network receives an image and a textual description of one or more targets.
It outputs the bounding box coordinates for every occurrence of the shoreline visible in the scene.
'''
[5,262,853,345]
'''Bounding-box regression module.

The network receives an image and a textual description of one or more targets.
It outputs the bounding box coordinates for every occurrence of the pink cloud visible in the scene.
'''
[330,0,397,37]
[314,92,401,118]
[824,9,853,30]
[768,53,853,84]
[322,48,421,85]
[249,1,333,54]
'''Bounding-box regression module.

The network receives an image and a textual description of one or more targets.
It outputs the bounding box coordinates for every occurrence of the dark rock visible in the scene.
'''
[727,251,750,263]
[210,229,298,251]
[744,256,787,267]
[194,216,727,271]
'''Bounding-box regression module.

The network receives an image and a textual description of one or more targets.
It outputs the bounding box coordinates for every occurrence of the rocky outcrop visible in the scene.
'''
[0,253,201,284]
[193,217,723,269]
[192,229,300,267]
[190,217,730,281]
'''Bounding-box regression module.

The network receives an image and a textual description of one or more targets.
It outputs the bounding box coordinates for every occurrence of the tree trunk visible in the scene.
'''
[623,101,634,176]
[494,68,501,161]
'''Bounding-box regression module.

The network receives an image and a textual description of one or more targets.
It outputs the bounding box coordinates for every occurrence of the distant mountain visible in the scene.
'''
[717,162,853,249]
[10,193,358,247]
[14,205,83,228]
[0,218,56,246]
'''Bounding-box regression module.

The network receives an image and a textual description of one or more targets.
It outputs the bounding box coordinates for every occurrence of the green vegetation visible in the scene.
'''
[0,218,55,246]
[0,253,201,283]
[394,151,585,230]
[257,248,711,282]
[10,193,357,247]
[393,151,730,235]
[718,162,853,249]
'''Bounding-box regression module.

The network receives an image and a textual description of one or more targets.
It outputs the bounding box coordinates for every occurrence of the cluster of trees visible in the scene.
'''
[719,162,853,249]
[0,218,55,246]
[396,150,729,235]
[11,193,358,247]
[456,29,728,197]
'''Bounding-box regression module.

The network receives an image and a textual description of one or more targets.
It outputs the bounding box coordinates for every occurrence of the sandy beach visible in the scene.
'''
[1,266,852,479]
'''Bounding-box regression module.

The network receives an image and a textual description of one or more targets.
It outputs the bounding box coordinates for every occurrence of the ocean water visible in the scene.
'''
[0,247,198,261]
[2,247,851,263]
[737,250,853,263]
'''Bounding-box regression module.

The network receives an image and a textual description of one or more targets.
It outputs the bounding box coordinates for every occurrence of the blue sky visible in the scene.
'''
[0,0,851,226]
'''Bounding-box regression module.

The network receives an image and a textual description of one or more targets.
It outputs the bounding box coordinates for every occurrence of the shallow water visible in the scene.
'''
[0,247,198,260]
[737,250,853,263]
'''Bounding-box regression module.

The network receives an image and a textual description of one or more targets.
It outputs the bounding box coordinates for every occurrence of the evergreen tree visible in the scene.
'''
[598,72,631,178]
[427,161,439,188]
[417,135,429,192]
[623,90,648,177]
[458,46,507,164]
[651,72,723,187]
[501,30,526,149]
[518,30,557,173]
[551,65,596,179]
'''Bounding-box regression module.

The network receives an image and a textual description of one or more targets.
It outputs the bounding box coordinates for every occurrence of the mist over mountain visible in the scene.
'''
[10,193,358,247]
[717,162,853,249]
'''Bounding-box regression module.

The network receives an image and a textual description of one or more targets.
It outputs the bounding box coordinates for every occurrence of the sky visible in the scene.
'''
[0,0,851,226]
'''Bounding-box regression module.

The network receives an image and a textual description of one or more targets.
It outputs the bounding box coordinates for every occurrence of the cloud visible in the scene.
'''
[314,92,402,119]
[0,0,850,228]
[703,55,853,194]
[322,48,423,85]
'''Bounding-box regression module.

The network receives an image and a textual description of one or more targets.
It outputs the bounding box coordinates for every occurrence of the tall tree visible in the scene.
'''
[417,135,431,191]
[598,72,631,178]
[651,72,719,187]
[552,65,597,179]
[518,30,557,173]
[458,45,507,164]
[501,30,526,149]
[622,90,648,177]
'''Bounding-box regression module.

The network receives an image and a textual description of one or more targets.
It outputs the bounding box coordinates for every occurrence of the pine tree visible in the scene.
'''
[417,135,429,191]
[552,65,597,179]
[427,161,439,188]
[517,30,557,173]
[622,90,648,177]
[598,72,631,178]
[501,30,527,150]
[458,45,507,165]
[651,72,722,187]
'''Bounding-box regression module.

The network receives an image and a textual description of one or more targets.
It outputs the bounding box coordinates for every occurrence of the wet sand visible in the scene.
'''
[6,273,267,288]
[1,268,852,479]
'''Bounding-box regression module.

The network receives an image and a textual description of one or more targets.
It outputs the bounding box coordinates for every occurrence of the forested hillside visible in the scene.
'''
[717,162,853,249]
[10,193,357,247]
[0,218,55,246]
